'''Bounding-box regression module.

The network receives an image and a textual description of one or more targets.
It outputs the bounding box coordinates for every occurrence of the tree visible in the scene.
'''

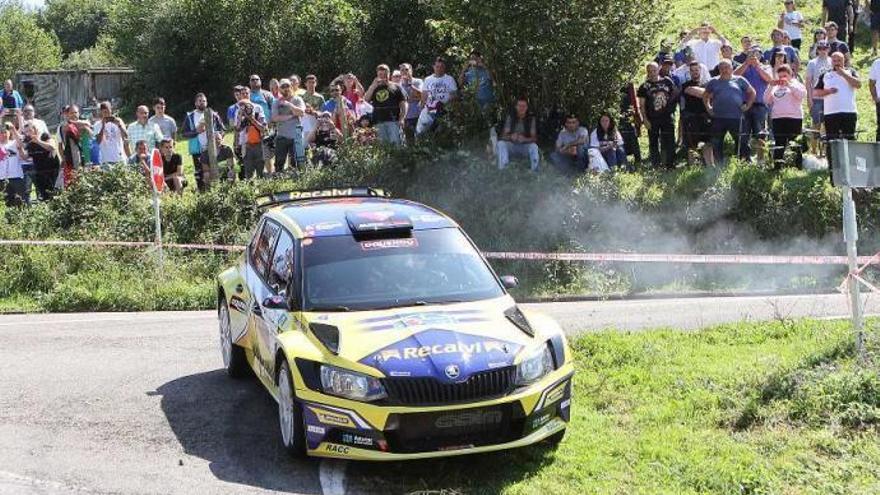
[0,3,63,81]
[60,35,124,70]
[38,0,110,55]
[437,0,667,123]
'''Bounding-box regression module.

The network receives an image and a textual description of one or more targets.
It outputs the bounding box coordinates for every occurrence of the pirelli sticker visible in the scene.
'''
[360,238,418,251]
[307,407,355,428]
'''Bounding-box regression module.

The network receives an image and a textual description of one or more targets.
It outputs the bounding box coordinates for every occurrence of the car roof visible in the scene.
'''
[268,197,458,238]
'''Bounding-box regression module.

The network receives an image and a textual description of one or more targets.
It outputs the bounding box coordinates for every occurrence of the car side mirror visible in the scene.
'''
[500,275,519,289]
[262,294,289,310]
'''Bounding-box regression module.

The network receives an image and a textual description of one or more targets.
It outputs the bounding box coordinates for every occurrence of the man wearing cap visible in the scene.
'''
[271,78,306,173]
[364,64,407,145]
[806,41,833,153]
[703,59,756,164]
[637,61,679,169]
[734,45,773,162]
[683,23,730,71]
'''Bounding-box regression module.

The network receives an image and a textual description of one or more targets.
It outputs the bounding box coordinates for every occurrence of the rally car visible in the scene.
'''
[216,187,574,460]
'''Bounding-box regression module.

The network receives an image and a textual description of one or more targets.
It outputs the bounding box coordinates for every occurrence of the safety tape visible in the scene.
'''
[0,239,877,265]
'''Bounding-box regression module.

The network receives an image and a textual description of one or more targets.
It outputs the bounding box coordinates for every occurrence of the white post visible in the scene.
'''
[842,185,865,362]
[152,188,164,274]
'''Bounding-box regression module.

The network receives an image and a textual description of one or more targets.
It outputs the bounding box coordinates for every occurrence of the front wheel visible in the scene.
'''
[219,298,247,378]
[278,360,306,457]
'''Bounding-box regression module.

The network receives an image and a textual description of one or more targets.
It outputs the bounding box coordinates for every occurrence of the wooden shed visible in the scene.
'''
[14,68,135,127]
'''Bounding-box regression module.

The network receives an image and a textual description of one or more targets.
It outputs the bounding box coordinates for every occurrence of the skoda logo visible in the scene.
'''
[444,364,460,380]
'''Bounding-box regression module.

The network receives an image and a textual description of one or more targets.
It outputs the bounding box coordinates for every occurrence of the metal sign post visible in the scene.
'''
[830,139,874,362]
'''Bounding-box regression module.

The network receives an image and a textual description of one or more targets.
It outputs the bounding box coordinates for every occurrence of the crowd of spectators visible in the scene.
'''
[3,0,880,207]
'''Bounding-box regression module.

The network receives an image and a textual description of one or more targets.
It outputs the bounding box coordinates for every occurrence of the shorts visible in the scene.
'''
[810,99,824,126]
[682,113,711,146]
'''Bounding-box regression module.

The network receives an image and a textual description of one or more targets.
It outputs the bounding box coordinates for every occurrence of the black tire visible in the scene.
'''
[219,297,248,378]
[277,359,306,457]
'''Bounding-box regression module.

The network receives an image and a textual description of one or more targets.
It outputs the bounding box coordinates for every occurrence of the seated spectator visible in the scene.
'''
[127,139,149,169]
[158,138,186,192]
[496,97,540,171]
[354,115,376,145]
[550,113,589,172]
[681,62,714,166]
[307,111,342,167]
[589,112,627,169]
[763,64,805,167]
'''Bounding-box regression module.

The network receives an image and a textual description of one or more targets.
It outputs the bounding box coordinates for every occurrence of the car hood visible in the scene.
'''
[306,296,544,381]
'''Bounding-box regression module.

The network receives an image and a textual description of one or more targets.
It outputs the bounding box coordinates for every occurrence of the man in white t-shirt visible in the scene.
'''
[869,55,880,141]
[416,57,458,135]
[684,23,729,71]
[814,51,860,141]
[93,101,128,167]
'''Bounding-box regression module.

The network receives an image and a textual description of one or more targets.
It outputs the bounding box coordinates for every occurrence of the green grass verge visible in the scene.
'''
[346,318,880,494]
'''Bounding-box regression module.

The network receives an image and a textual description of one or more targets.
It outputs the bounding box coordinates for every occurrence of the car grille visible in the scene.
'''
[381,366,517,406]
[384,403,525,453]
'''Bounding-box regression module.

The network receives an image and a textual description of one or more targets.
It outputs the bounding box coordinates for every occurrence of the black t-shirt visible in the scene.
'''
[161,152,182,176]
[369,82,405,123]
[681,80,708,115]
[873,0,880,12]
[26,137,60,174]
[637,77,677,119]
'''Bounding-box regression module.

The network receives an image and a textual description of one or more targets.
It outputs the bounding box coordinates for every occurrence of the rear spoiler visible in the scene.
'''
[255,187,389,210]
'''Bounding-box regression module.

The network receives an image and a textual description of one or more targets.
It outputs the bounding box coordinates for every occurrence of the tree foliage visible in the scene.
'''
[0,3,63,81]
[437,0,667,122]
[38,0,110,54]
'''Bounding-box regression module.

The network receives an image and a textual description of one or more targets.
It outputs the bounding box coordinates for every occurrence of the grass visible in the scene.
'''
[346,318,880,494]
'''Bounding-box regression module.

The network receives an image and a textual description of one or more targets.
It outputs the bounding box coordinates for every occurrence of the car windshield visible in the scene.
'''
[300,228,504,311]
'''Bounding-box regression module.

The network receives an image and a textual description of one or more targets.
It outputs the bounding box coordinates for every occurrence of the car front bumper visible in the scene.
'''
[298,368,574,460]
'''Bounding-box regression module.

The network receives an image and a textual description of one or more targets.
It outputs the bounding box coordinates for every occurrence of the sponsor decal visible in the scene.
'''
[531,413,551,429]
[306,221,344,232]
[410,213,446,223]
[361,329,522,382]
[308,407,354,428]
[290,188,355,200]
[434,410,503,429]
[360,238,419,251]
[324,443,350,454]
[307,425,326,435]
[341,433,375,447]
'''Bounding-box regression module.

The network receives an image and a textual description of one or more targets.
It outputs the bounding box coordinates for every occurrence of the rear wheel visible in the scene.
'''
[219,298,247,378]
[278,360,306,457]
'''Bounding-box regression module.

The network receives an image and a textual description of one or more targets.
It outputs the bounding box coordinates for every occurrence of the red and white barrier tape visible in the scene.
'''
[0,239,877,265]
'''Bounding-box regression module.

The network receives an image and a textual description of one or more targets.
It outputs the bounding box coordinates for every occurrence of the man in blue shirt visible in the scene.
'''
[459,50,495,110]
[248,74,274,173]
[734,45,773,162]
[1,79,24,124]
[703,59,756,164]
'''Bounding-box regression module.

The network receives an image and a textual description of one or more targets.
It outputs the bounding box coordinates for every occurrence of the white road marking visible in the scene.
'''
[319,460,348,495]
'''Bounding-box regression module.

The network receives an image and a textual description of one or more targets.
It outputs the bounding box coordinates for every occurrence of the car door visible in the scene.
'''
[247,219,281,379]
[227,220,264,346]
[256,227,297,379]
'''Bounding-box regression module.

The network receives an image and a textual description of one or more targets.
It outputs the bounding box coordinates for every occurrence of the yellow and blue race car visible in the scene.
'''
[216,187,574,460]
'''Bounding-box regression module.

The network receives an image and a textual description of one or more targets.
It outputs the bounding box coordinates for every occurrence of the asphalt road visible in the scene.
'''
[0,293,875,495]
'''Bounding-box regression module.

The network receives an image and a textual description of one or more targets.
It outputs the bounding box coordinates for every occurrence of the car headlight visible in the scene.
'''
[320,365,387,402]
[515,343,555,386]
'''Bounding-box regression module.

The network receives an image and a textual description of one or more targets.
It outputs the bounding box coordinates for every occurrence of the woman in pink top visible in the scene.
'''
[763,64,805,166]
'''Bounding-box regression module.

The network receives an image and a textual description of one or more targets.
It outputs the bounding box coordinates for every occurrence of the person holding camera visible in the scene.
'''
[235,91,267,179]
[270,78,306,173]
[364,64,407,145]
[307,111,343,167]
[19,123,60,202]
[94,101,129,167]
[459,50,495,111]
